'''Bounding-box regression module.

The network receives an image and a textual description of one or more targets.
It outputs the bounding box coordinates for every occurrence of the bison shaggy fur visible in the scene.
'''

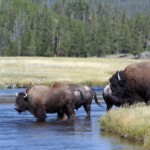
[15,85,75,122]
[102,84,124,111]
[109,61,150,105]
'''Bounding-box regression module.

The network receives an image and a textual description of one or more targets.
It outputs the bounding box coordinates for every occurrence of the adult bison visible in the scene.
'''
[109,61,150,105]
[15,85,75,122]
[102,84,128,111]
[52,82,101,117]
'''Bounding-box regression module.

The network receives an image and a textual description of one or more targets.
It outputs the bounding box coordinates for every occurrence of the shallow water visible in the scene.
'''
[0,103,144,150]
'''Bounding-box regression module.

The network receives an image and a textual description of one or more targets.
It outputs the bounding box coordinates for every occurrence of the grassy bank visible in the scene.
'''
[100,104,150,149]
[0,57,141,88]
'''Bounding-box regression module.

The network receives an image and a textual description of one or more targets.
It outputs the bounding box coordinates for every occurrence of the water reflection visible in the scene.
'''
[100,131,143,150]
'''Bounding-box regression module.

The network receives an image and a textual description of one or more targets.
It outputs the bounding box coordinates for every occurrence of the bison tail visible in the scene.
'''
[92,88,102,107]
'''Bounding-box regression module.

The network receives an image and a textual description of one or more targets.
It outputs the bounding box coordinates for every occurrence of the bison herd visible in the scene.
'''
[15,61,150,122]
[15,83,101,122]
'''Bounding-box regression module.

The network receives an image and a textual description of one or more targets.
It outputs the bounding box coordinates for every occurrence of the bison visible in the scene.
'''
[52,82,101,117]
[109,61,150,106]
[73,85,101,117]
[15,85,75,122]
[102,84,128,111]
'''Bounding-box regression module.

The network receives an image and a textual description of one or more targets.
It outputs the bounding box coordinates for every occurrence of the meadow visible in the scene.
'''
[0,57,141,88]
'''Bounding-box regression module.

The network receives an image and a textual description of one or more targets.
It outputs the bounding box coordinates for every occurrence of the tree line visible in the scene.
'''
[0,0,150,57]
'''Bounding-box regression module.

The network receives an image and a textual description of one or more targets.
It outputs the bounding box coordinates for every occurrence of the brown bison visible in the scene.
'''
[15,85,75,122]
[109,61,150,105]
[52,82,101,117]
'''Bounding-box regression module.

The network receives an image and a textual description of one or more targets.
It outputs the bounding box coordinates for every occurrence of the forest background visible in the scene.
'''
[0,0,150,58]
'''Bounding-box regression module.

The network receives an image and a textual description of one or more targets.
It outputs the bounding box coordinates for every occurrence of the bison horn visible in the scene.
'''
[117,72,121,81]
[16,92,18,97]
[23,92,28,98]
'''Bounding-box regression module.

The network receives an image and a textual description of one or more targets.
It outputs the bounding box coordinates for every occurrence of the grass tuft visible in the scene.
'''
[100,104,150,148]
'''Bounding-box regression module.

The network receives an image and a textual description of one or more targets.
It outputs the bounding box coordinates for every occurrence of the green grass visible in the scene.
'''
[0,56,141,88]
[100,104,150,149]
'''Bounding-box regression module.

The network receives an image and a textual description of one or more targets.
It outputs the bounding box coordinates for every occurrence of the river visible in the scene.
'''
[0,88,144,150]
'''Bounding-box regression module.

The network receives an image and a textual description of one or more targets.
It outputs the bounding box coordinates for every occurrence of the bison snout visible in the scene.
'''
[15,108,22,113]
[15,106,22,113]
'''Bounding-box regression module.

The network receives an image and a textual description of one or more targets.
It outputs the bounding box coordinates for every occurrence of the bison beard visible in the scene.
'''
[15,85,75,122]
[109,61,150,105]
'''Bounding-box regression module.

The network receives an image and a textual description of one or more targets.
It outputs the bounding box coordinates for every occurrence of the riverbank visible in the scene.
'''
[0,57,141,88]
[100,104,150,149]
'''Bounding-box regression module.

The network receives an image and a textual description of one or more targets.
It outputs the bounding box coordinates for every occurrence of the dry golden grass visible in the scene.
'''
[0,57,142,88]
[100,104,150,149]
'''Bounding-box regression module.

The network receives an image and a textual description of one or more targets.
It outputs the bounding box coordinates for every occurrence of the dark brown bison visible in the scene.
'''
[15,85,75,122]
[102,84,127,111]
[109,61,150,105]
[52,82,101,117]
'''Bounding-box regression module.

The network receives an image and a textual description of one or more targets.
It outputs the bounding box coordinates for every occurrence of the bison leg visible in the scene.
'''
[145,92,150,105]
[35,107,46,122]
[65,104,75,119]
[106,104,113,112]
[83,103,91,118]
[146,100,150,105]
[57,111,63,118]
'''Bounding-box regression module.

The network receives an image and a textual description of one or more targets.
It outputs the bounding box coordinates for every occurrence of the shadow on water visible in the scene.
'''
[0,102,144,150]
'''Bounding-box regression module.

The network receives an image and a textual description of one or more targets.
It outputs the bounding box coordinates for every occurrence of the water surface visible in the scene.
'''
[0,103,144,150]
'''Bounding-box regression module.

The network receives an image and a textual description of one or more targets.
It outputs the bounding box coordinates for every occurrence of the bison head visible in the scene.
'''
[109,71,128,98]
[15,92,29,113]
